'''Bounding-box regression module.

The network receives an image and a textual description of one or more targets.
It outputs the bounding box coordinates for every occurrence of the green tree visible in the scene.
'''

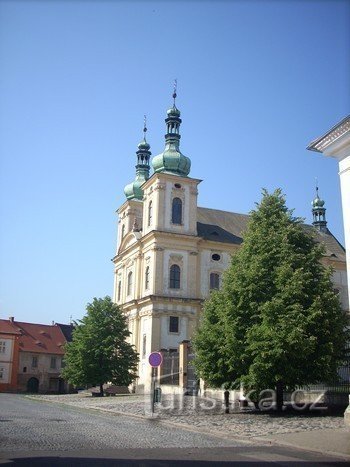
[62,296,138,396]
[194,189,349,410]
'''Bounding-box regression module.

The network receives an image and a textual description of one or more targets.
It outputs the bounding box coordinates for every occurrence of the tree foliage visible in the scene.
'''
[194,189,349,400]
[62,296,138,395]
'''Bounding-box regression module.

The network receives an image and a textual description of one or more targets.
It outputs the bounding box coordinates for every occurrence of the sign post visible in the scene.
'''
[148,352,163,414]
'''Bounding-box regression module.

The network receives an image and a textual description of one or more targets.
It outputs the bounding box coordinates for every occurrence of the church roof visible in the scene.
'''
[197,207,346,262]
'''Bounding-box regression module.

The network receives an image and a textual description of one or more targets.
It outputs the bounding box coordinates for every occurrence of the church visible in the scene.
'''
[112,90,348,392]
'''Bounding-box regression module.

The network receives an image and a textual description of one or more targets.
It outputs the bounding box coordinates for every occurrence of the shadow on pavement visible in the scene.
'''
[1,458,349,466]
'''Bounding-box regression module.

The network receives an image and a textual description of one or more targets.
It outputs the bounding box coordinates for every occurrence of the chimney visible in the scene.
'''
[52,321,55,325]
[9,316,14,322]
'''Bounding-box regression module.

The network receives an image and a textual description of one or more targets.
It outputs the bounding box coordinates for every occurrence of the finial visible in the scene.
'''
[315,177,319,197]
[143,115,147,141]
[172,79,177,104]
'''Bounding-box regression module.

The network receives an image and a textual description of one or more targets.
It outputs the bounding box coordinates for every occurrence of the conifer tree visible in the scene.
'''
[194,189,348,409]
[62,296,138,396]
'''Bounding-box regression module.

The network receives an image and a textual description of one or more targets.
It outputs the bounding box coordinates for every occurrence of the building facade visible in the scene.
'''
[0,318,73,393]
[113,95,348,392]
[307,116,350,306]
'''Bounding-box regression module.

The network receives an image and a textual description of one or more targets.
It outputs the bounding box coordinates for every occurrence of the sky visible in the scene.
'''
[0,0,349,325]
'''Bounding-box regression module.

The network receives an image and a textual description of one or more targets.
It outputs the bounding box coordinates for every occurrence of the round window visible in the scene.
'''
[174,183,182,189]
[212,253,221,261]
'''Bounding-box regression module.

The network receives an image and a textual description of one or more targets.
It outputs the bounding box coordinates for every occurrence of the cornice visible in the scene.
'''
[307,116,350,153]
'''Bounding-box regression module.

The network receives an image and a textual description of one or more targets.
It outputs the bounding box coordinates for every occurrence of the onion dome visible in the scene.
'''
[312,194,325,208]
[124,118,151,201]
[152,81,191,177]
[312,185,327,232]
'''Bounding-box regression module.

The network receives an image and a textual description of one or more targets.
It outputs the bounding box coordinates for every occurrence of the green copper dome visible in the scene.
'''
[311,186,327,232]
[312,195,325,208]
[152,102,191,177]
[124,130,151,200]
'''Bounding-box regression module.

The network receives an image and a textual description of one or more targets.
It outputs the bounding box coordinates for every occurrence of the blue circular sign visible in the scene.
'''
[148,352,163,367]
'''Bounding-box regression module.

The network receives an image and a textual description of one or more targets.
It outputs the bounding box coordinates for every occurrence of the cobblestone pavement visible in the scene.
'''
[26,392,347,440]
[0,394,248,452]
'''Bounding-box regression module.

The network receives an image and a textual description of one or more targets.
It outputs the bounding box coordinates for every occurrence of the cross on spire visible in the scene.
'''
[173,79,177,105]
[143,115,147,141]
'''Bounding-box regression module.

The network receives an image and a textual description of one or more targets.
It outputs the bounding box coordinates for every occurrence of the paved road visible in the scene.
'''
[0,394,348,466]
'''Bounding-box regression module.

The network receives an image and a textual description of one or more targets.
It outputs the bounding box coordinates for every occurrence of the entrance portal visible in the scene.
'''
[27,377,39,393]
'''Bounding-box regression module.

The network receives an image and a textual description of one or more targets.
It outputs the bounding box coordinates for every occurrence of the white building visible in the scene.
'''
[307,116,350,306]
[113,95,348,392]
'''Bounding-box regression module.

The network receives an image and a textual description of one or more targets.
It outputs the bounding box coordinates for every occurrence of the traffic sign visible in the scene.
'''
[148,352,163,367]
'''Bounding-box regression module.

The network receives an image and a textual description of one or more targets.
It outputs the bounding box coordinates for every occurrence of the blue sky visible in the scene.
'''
[1,0,349,325]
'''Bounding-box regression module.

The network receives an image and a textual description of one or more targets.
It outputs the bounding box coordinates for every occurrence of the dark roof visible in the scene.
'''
[197,207,346,261]
[56,323,74,342]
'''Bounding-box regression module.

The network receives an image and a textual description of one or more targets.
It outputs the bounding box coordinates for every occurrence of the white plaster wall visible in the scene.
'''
[160,316,187,349]
[339,156,350,308]
[0,362,10,383]
[323,131,350,309]
[162,250,188,296]
[142,250,154,296]
[164,180,190,232]
[199,249,230,298]
[138,315,154,386]
[0,338,13,362]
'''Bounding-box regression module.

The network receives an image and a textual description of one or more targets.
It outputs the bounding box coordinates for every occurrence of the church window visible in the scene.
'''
[142,334,147,358]
[174,183,181,189]
[172,198,182,224]
[211,253,221,261]
[210,272,220,290]
[148,201,152,227]
[169,316,179,333]
[117,280,122,301]
[145,266,150,290]
[169,264,180,289]
[127,271,133,296]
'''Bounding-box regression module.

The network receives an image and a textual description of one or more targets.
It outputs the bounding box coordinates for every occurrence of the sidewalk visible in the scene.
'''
[26,393,350,460]
[262,428,350,459]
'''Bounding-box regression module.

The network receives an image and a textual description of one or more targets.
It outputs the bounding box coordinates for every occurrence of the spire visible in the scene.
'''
[312,181,327,232]
[173,79,177,106]
[124,117,151,201]
[152,81,191,176]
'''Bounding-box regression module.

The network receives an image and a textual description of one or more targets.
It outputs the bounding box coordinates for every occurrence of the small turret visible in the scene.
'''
[124,117,151,201]
[152,80,191,177]
[312,184,327,232]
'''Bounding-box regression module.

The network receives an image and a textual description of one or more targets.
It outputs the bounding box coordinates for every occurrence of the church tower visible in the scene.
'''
[142,83,201,237]
[312,185,327,232]
[113,86,202,392]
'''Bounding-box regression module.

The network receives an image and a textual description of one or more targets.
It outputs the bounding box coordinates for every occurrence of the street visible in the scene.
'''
[0,394,348,466]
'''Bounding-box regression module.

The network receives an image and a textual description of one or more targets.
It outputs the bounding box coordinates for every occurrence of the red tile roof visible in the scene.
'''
[0,319,67,355]
[0,319,22,335]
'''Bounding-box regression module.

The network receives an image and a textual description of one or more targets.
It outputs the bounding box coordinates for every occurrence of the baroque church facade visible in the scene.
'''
[112,92,348,392]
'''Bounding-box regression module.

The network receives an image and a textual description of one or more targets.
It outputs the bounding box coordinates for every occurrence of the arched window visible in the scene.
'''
[172,198,182,225]
[117,280,122,301]
[169,264,181,289]
[145,266,150,290]
[148,201,152,227]
[210,272,220,290]
[127,271,133,296]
